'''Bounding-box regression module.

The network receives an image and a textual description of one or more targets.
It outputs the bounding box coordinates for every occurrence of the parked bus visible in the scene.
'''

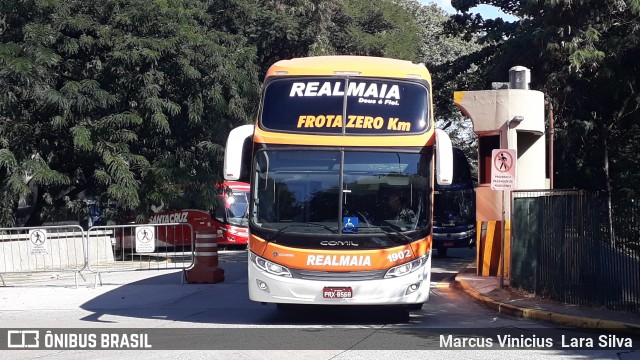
[114,181,249,250]
[224,56,453,309]
[143,181,249,248]
[433,147,476,257]
[212,180,250,248]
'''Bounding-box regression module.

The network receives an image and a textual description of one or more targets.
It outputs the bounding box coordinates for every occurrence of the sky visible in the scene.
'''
[422,0,518,21]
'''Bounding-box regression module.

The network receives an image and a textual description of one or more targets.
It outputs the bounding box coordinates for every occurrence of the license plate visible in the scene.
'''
[444,241,454,247]
[323,287,353,299]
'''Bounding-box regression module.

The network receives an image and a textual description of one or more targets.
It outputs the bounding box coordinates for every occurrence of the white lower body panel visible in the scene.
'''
[248,252,432,306]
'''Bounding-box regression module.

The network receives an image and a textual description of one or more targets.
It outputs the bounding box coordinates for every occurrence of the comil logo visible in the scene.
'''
[8,330,40,348]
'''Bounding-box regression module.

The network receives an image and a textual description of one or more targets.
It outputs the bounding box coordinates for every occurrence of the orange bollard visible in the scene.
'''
[186,228,225,284]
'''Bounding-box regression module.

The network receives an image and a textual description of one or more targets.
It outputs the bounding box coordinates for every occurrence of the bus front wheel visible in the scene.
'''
[437,246,448,257]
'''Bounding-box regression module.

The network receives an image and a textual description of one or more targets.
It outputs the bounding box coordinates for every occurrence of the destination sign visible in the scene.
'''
[289,81,401,100]
[261,77,430,135]
[295,114,412,131]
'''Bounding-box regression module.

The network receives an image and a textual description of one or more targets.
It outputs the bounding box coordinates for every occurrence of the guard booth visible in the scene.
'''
[454,67,548,279]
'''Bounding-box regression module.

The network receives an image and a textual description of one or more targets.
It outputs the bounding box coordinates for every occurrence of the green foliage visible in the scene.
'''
[327,0,420,61]
[396,0,485,162]
[8,0,635,227]
[448,0,640,196]
[335,0,422,61]
[210,0,339,78]
[0,0,260,226]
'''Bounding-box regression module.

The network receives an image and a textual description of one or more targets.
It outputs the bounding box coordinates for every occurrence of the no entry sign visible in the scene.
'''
[491,149,516,190]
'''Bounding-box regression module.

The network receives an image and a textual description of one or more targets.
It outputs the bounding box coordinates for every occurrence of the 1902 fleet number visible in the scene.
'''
[387,250,411,262]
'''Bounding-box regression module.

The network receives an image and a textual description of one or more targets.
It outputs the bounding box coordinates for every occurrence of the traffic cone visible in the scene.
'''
[186,228,225,283]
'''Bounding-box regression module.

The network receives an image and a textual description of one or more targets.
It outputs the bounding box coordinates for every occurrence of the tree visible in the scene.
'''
[268,0,426,62]
[210,0,343,78]
[448,0,640,248]
[399,0,485,170]
[0,0,509,227]
[448,0,640,198]
[0,0,260,226]
[334,0,422,60]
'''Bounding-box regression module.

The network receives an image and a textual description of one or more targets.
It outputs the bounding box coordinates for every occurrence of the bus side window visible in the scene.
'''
[214,197,225,222]
[257,178,276,223]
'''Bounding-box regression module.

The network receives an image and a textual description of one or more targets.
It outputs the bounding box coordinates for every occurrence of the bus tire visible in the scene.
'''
[437,247,448,257]
[276,303,303,312]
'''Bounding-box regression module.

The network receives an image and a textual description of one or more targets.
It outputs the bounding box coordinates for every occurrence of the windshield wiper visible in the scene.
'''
[380,225,413,244]
[266,225,290,242]
[266,222,338,242]
[305,222,339,233]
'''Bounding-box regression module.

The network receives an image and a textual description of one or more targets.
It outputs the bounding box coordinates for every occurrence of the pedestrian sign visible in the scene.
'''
[135,226,156,253]
[28,229,48,255]
[491,149,516,190]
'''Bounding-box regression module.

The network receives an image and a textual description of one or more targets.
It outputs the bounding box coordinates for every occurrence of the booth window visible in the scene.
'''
[478,135,500,184]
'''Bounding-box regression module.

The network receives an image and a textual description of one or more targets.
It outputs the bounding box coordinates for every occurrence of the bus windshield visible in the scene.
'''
[226,190,249,226]
[434,188,475,225]
[251,149,432,242]
[434,147,475,227]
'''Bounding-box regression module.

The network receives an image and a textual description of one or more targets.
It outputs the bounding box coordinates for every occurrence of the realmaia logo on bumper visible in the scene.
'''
[306,255,371,266]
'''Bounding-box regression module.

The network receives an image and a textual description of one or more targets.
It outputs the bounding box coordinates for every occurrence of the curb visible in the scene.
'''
[454,276,640,335]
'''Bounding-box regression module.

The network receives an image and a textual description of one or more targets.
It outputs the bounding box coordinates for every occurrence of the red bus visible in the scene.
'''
[212,181,250,247]
[145,181,250,248]
[114,181,249,250]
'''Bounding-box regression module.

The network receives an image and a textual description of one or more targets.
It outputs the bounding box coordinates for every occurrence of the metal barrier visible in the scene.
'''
[0,225,87,287]
[0,223,197,287]
[86,223,195,287]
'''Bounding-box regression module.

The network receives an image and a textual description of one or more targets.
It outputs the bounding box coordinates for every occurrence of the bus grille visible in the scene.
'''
[291,269,386,281]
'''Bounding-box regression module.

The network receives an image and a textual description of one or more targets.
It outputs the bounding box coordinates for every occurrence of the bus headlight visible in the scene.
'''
[228,226,243,235]
[384,255,428,278]
[250,252,292,277]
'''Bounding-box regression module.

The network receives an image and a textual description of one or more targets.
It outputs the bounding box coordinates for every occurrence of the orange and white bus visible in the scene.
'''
[224,56,453,310]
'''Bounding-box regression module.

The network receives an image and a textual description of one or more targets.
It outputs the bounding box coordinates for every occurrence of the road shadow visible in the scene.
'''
[79,249,476,326]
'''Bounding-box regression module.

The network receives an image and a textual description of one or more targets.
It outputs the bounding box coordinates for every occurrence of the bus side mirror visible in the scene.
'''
[435,129,453,185]
[224,124,254,181]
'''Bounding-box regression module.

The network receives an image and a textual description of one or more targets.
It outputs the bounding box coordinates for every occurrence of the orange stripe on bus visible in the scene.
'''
[253,127,436,147]
[249,234,432,271]
[265,56,432,82]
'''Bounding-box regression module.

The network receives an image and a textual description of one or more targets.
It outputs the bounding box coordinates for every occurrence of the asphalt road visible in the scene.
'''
[1,248,638,359]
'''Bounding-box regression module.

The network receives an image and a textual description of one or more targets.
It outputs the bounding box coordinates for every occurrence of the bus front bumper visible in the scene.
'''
[433,228,476,248]
[248,253,432,306]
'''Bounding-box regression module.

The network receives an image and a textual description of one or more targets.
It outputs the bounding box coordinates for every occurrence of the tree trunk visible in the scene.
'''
[602,127,614,247]
[23,190,46,227]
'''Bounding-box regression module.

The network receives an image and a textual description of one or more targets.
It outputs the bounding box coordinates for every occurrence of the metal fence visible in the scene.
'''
[0,223,195,287]
[0,225,87,287]
[87,223,195,286]
[511,190,640,313]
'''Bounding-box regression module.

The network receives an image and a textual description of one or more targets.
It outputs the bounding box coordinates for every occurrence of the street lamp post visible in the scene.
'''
[500,116,523,288]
